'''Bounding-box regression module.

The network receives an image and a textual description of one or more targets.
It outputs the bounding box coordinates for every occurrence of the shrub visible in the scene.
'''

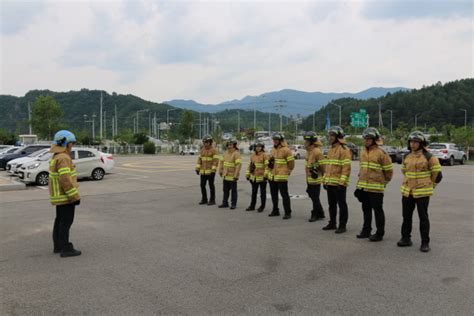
[143,141,156,154]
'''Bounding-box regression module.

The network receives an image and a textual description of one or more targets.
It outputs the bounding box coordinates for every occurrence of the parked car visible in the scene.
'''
[99,151,115,172]
[0,144,50,170]
[289,145,307,159]
[180,146,199,155]
[380,146,398,162]
[428,143,466,166]
[0,146,20,155]
[346,142,359,160]
[7,148,50,175]
[19,148,107,186]
[0,145,13,152]
[395,148,410,164]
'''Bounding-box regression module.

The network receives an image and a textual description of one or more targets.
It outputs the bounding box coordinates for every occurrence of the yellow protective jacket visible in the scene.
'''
[245,152,269,183]
[323,142,352,187]
[356,145,393,192]
[48,145,80,206]
[305,145,325,185]
[219,148,242,181]
[400,149,442,198]
[196,146,220,175]
[268,143,295,182]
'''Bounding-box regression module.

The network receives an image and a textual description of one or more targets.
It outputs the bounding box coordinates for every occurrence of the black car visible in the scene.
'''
[395,148,410,164]
[346,142,359,160]
[380,146,398,162]
[0,144,51,170]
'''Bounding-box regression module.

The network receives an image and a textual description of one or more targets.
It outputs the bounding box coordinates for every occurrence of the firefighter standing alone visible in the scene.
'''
[398,131,442,252]
[49,130,82,257]
[195,135,220,205]
[354,127,393,241]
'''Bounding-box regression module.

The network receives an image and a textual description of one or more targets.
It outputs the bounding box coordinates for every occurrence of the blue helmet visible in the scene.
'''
[53,130,77,147]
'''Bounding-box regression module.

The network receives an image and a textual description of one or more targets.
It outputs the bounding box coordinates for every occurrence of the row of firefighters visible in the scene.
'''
[196,127,443,253]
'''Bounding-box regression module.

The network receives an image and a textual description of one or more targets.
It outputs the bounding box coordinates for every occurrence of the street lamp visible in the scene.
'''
[387,110,393,135]
[136,109,149,133]
[460,109,467,128]
[329,102,342,126]
[84,114,96,139]
[167,108,177,125]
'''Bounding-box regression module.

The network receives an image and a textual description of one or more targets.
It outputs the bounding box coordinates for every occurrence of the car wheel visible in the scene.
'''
[449,156,454,166]
[92,168,105,180]
[460,156,466,165]
[36,172,49,186]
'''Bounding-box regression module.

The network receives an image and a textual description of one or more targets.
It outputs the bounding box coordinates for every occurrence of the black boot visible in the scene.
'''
[246,206,255,211]
[53,245,61,254]
[207,200,216,206]
[230,205,236,210]
[218,203,229,208]
[257,206,265,213]
[356,230,371,239]
[60,244,81,258]
[268,209,280,217]
[316,212,326,220]
[322,223,337,230]
[369,234,383,242]
[199,200,208,205]
[335,227,347,234]
[420,242,430,253]
[283,214,291,220]
[308,211,318,222]
[397,238,413,247]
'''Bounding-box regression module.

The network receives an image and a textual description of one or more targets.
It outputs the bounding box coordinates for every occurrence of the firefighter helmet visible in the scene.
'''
[362,127,381,140]
[53,130,76,147]
[328,126,344,138]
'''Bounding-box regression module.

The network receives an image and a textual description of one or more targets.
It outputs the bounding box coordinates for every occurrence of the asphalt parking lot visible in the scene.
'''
[1,155,473,315]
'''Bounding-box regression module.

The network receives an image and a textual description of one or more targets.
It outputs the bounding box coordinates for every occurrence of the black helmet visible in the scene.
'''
[362,127,381,140]
[272,132,284,141]
[226,138,238,147]
[328,126,344,138]
[202,135,213,143]
[303,131,318,143]
[254,140,265,151]
[407,131,427,149]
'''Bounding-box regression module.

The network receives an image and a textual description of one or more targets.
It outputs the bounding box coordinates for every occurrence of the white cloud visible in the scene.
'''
[1,0,472,104]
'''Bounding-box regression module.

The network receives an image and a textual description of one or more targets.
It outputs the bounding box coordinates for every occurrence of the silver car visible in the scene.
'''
[428,143,467,166]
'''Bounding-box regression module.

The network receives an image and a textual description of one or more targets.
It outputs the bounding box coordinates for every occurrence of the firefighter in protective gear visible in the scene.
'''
[355,127,393,242]
[245,141,269,212]
[267,132,295,219]
[196,135,220,205]
[49,130,81,257]
[304,131,326,222]
[218,139,242,209]
[322,126,352,234]
[398,131,442,253]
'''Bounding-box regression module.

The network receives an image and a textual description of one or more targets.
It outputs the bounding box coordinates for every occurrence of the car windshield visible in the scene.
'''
[428,144,447,149]
[12,147,26,154]
[29,149,48,157]
[38,153,53,161]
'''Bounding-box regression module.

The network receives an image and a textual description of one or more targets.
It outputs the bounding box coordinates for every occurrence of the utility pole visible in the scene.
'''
[460,109,467,128]
[274,100,287,132]
[136,109,149,134]
[112,117,115,138]
[199,112,202,139]
[84,114,96,140]
[329,102,342,127]
[115,104,118,135]
[104,111,107,140]
[28,102,32,135]
[100,91,103,140]
[378,102,383,128]
[387,110,393,135]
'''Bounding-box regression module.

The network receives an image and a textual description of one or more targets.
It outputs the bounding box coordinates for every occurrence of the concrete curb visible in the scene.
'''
[0,176,26,191]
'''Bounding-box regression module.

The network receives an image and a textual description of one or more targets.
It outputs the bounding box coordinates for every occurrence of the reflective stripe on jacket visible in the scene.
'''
[245,152,269,182]
[322,142,352,187]
[48,146,80,206]
[305,145,324,185]
[219,149,242,181]
[268,144,294,182]
[356,145,393,192]
[400,150,441,198]
[196,147,220,175]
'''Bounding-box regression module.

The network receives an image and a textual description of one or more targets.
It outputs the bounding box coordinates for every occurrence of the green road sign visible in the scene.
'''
[350,109,367,128]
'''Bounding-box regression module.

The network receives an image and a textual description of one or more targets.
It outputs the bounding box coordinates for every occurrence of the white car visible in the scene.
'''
[99,151,115,172]
[289,145,307,159]
[18,148,107,186]
[428,143,467,166]
[0,146,20,155]
[7,148,50,175]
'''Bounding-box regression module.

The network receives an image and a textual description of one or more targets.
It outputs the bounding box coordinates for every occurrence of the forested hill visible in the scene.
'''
[300,79,474,132]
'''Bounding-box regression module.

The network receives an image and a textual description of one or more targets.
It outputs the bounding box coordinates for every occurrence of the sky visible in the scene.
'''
[0,0,472,104]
